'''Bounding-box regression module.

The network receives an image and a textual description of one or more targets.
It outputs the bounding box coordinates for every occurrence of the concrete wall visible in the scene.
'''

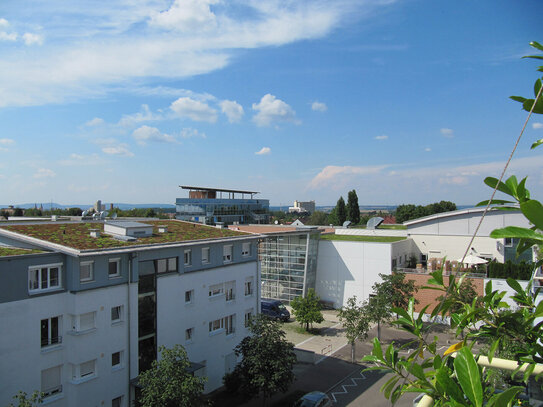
[335,228,407,237]
[315,240,392,308]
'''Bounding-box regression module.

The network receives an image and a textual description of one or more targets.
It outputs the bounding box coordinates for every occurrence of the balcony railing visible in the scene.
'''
[41,336,62,348]
[42,384,62,398]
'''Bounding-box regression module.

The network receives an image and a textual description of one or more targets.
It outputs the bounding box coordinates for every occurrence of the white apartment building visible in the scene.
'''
[0,220,260,407]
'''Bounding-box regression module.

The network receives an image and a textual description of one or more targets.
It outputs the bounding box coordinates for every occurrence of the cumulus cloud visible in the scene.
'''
[149,0,218,32]
[34,168,56,178]
[102,144,134,157]
[308,165,387,189]
[425,147,432,152]
[180,128,206,139]
[440,128,454,138]
[311,101,327,112]
[170,97,217,123]
[132,125,178,145]
[22,33,43,46]
[375,135,388,140]
[533,122,543,129]
[252,94,300,127]
[0,18,9,28]
[118,104,162,127]
[220,100,244,123]
[255,147,271,155]
[84,117,105,127]
[0,31,17,42]
[0,138,15,146]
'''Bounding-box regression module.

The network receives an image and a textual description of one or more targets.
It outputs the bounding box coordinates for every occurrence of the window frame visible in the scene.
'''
[185,290,194,304]
[244,309,253,328]
[71,359,97,383]
[185,327,194,343]
[224,314,235,335]
[41,365,62,398]
[28,263,62,294]
[208,318,224,335]
[244,277,254,296]
[223,245,233,263]
[208,283,224,298]
[108,258,121,278]
[71,311,96,333]
[41,315,62,348]
[225,281,235,302]
[111,305,123,324]
[184,250,192,267]
[504,237,513,247]
[242,242,251,257]
[79,261,94,283]
[111,351,123,370]
[201,247,210,264]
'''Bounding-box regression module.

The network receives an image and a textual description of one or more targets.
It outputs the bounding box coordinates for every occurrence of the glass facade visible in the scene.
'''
[175,198,270,225]
[259,231,320,303]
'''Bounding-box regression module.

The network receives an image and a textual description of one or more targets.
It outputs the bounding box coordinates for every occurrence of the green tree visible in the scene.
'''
[290,288,324,331]
[233,315,296,405]
[338,296,370,363]
[6,391,42,407]
[13,207,23,216]
[335,196,347,225]
[362,41,543,407]
[145,208,156,218]
[347,189,360,224]
[306,211,328,226]
[137,344,207,407]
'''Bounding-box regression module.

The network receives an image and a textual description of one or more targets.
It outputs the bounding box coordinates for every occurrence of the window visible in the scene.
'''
[28,264,62,293]
[209,283,224,298]
[41,365,62,398]
[224,314,235,335]
[112,351,123,369]
[223,245,233,263]
[185,327,194,342]
[185,290,193,304]
[111,306,123,323]
[71,312,95,332]
[41,316,62,347]
[209,318,223,334]
[244,278,254,296]
[184,250,192,266]
[202,247,210,264]
[244,310,253,327]
[242,242,251,257]
[80,261,94,282]
[108,258,121,278]
[72,359,96,381]
[504,238,513,247]
[112,396,123,407]
[225,281,235,301]
[157,257,177,273]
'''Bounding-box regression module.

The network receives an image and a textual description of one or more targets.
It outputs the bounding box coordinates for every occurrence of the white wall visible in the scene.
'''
[409,235,503,262]
[315,240,392,308]
[335,228,407,237]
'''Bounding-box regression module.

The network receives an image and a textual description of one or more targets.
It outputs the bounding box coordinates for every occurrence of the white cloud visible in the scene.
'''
[84,117,105,127]
[220,100,244,123]
[34,168,56,178]
[311,101,327,112]
[252,94,300,127]
[308,165,388,189]
[375,135,388,140]
[440,128,454,138]
[533,122,543,129]
[0,31,17,42]
[180,128,206,139]
[0,19,9,28]
[22,33,43,46]
[58,153,104,166]
[255,147,271,155]
[0,1,380,107]
[118,104,162,127]
[425,147,432,152]
[102,144,134,157]
[0,138,15,146]
[170,97,217,123]
[132,125,178,145]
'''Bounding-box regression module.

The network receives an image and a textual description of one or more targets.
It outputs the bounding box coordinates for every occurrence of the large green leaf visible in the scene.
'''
[532,138,543,149]
[483,177,514,197]
[529,41,543,51]
[486,386,525,407]
[520,199,543,230]
[435,367,465,404]
[453,347,483,407]
[490,226,543,242]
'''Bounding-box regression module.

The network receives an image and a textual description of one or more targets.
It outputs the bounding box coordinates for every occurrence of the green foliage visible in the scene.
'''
[233,315,296,402]
[437,277,480,315]
[13,207,23,216]
[305,211,328,226]
[335,196,347,225]
[137,344,207,407]
[6,391,43,407]
[347,189,360,224]
[290,288,324,331]
[338,296,370,363]
[395,201,456,223]
[487,260,533,280]
[0,209,9,219]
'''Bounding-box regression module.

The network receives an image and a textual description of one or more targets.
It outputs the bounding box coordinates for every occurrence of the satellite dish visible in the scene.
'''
[82,210,88,217]
[112,213,118,219]
[100,211,109,219]
[342,220,352,228]
[367,217,384,230]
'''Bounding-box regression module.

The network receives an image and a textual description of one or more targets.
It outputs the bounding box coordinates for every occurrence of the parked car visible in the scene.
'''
[293,391,333,407]
[261,299,290,322]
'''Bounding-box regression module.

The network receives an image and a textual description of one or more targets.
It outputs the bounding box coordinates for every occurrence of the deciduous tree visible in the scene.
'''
[290,288,324,331]
[338,296,370,363]
[7,391,42,407]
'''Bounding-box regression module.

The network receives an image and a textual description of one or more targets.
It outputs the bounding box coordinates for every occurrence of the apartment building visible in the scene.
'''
[0,220,261,407]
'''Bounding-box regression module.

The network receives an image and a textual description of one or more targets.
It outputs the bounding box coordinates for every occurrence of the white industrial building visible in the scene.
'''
[0,220,260,407]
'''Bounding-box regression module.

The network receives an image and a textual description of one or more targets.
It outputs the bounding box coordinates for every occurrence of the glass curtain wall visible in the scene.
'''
[260,232,319,303]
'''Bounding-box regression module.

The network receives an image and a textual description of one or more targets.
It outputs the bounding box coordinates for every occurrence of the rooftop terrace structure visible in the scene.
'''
[176,185,270,226]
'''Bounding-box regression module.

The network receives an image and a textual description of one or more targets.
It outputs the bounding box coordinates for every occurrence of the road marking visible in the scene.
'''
[328,370,367,403]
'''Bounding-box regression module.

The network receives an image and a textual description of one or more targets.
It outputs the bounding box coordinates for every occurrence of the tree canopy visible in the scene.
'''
[338,296,370,363]
[290,288,324,331]
[347,189,360,224]
[395,200,456,223]
[335,196,347,225]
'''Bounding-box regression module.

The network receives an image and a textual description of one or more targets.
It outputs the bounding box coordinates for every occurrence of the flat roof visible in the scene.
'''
[0,219,253,253]
[0,246,45,257]
[106,221,153,228]
[179,185,260,194]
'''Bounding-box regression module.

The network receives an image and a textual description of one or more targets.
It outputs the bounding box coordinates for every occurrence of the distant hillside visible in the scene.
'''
[1,203,176,210]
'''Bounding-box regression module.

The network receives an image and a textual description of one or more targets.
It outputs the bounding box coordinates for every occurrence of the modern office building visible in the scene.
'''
[176,185,270,225]
[0,219,261,407]
[288,200,316,214]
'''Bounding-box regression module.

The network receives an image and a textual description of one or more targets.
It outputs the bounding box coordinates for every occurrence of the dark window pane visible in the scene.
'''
[41,319,48,347]
[138,336,156,373]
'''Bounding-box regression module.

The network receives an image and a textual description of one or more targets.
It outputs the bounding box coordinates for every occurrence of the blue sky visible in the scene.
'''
[1,0,542,207]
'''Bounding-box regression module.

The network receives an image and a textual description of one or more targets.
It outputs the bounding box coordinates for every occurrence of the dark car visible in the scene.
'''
[293,391,333,407]
[261,299,290,322]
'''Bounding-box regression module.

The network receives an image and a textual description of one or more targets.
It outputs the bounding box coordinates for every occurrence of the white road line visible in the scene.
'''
[328,371,367,403]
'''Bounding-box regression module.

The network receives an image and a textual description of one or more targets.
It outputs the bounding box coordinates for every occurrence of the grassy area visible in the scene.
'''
[0,247,44,257]
[320,234,406,243]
